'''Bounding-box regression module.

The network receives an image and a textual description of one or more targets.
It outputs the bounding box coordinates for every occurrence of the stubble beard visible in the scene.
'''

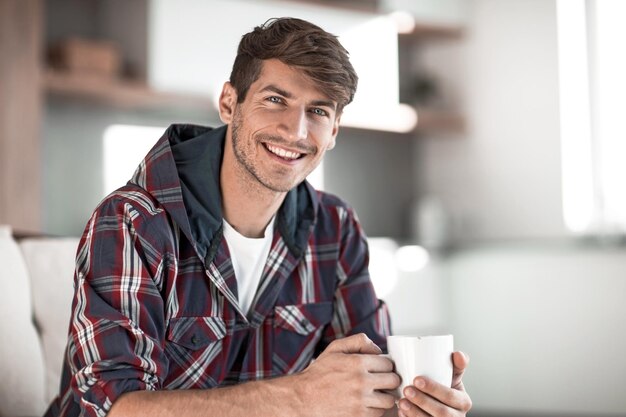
[231,108,294,194]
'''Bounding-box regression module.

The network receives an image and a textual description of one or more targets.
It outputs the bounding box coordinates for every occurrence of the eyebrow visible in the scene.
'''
[259,84,337,110]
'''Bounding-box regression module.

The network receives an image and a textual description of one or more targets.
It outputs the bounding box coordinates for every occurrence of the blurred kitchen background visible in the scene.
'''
[2,0,625,415]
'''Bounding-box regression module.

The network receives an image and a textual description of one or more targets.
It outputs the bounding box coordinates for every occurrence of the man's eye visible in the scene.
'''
[311,108,328,117]
[267,96,282,104]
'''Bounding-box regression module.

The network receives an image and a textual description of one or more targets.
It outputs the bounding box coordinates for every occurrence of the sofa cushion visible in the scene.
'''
[19,236,80,404]
[0,225,47,416]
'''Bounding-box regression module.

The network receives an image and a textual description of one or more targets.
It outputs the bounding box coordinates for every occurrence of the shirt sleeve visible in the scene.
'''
[66,194,171,416]
[322,204,392,353]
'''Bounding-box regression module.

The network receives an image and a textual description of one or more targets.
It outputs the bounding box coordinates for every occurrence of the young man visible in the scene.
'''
[46,18,471,417]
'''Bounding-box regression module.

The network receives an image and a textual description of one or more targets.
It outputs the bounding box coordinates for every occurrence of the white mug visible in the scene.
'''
[386,334,454,396]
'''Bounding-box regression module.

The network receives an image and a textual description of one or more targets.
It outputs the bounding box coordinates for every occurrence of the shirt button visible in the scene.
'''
[191,334,199,345]
[300,319,308,327]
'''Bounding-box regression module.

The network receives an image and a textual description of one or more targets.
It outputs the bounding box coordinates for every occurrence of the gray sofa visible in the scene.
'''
[0,225,79,416]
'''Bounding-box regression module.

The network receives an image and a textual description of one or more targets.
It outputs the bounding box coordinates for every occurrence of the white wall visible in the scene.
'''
[446,245,626,415]
[419,0,566,244]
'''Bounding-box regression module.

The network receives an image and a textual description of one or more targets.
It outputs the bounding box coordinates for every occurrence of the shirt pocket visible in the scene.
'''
[272,301,333,374]
[274,302,334,335]
[167,317,226,350]
[164,316,227,389]
[166,316,226,350]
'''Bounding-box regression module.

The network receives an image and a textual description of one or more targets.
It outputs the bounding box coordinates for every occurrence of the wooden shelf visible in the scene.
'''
[43,70,215,112]
[400,23,464,41]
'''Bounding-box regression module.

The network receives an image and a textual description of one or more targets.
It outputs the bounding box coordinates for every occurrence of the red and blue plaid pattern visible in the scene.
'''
[46,125,391,417]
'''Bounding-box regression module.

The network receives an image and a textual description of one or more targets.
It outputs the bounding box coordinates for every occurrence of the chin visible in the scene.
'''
[261,178,301,193]
[265,183,296,193]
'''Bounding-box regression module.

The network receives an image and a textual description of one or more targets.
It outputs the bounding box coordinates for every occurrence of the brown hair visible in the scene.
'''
[229,17,358,113]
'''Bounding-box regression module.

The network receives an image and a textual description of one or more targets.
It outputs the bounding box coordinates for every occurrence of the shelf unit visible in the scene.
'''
[42,9,465,135]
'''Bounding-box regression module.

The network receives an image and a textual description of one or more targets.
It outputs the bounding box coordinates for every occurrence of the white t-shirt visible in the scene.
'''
[222,217,275,314]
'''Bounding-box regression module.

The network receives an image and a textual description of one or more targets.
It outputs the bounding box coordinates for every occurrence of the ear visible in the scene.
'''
[218,82,238,124]
[327,114,341,150]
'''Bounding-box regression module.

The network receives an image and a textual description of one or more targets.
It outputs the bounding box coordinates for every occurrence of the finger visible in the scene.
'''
[399,391,442,417]
[368,371,401,391]
[409,377,472,412]
[397,399,430,417]
[366,390,398,410]
[451,351,469,388]
[453,351,469,371]
[364,354,395,373]
[325,333,382,355]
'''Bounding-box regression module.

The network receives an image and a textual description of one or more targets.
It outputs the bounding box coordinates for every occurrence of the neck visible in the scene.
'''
[220,134,286,239]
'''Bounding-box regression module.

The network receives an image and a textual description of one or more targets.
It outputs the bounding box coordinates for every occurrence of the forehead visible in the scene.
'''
[251,59,335,104]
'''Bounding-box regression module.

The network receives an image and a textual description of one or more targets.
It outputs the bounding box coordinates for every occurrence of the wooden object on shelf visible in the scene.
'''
[48,38,121,79]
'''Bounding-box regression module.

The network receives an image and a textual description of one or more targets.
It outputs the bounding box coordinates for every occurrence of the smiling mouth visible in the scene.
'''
[264,143,305,161]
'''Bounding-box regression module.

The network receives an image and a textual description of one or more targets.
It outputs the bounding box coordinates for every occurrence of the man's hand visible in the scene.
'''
[293,333,401,417]
[396,351,472,417]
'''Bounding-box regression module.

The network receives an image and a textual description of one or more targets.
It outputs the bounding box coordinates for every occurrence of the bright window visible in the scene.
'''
[557,0,626,236]
[103,125,165,196]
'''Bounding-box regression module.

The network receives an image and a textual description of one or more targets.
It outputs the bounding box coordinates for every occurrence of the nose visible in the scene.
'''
[278,106,308,142]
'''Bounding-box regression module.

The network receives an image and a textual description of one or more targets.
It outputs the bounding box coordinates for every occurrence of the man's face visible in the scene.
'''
[220,59,340,193]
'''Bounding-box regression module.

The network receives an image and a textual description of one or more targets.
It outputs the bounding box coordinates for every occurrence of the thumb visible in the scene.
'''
[452,351,469,389]
[324,333,383,355]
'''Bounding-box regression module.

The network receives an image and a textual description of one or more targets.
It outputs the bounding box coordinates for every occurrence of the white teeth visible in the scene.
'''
[266,144,302,160]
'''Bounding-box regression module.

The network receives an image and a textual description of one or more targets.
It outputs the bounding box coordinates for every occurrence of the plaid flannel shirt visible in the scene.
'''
[45,125,391,417]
